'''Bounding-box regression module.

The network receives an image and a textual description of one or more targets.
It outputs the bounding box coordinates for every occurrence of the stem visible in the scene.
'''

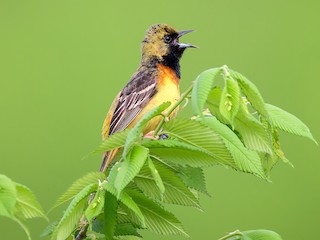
[75,224,89,240]
[153,82,194,137]
[217,230,243,240]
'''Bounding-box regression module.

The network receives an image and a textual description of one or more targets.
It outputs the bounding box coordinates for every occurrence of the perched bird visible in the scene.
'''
[100,24,196,172]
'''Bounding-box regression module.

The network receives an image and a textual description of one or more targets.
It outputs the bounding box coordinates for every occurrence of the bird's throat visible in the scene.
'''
[157,64,180,85]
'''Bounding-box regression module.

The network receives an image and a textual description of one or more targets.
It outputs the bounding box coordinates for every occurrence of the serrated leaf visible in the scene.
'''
[112,145,148,196]
[219,76,241,124]
[265,103,317,144]
[0,174,16,218]
[199,117,266,179]
[144,139,217,167]
[234,111,273,155]
[206,87,227,122]
[242,229,283,240]
[52,183,97,240]
[85,186,105,225]
[260,125,293,178]
[207,87,273,155]
[50,172,105,212]
[147,157,165,195]
[104,190,118,240]
[14,183,48,221]
[163,119,237,168]
[115,223,141,237]
[41,221,58,238]
[87,230,106,240]
[94,129,130,154]
[123,102,171,158]
[229,69,268,118]
[103,182,145,226]
[116,236,142,240]
[91,213,105,233]
[135,161,201,208]
[191,68,221,115]
[177,166,209,196]
[127,189,189,237]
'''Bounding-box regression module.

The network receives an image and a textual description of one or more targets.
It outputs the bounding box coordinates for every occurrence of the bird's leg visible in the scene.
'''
[159,133,169,140]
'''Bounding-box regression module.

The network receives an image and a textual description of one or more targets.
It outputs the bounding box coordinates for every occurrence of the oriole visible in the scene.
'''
[100,24,196,172]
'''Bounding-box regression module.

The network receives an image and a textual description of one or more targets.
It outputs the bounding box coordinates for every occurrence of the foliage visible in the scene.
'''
[217,229,283,240]
[0,174,47,240]
[45,65,315,240]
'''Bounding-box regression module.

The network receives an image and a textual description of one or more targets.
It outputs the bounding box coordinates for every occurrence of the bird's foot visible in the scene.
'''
[159,133,169,140]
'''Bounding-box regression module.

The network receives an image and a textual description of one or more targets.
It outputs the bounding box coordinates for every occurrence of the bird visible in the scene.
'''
[100,24,196,172]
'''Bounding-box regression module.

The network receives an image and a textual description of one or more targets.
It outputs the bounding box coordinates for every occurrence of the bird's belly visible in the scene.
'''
[130,75,180,134]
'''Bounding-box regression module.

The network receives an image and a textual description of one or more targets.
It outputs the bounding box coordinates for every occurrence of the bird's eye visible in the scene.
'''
[164,35,172,43]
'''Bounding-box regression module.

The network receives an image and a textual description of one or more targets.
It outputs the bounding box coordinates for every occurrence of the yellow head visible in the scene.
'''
[141,24,196,67]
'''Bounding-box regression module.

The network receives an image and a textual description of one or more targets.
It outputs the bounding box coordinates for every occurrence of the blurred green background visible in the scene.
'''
[1,0,319,239]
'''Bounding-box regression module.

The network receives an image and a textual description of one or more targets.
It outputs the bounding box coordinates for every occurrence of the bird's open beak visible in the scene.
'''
[178,30,197,49]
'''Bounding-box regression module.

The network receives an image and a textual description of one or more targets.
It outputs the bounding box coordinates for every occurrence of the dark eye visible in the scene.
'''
[164,35,172,43]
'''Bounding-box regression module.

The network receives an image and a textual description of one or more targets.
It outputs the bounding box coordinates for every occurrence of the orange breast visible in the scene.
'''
[157,64,180,85]
[128,64,180,134]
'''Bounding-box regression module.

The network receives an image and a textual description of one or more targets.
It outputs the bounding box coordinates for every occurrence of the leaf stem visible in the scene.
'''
[153,83,194,137]
[217,229,243,240]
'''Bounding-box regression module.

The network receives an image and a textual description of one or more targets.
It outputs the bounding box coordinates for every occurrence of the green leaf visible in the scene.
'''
[135,161,201,208]
[52,183,97,240]
[85,186,105,225]
[265,103,317,144]
[50,172,105,212]
[163,118,236,168]
[12,216,32,240]
[0,174,16,218]
[104,190,118,240]
[87,230,106,240]
[123,102,171,158]
[177,166,209,196]
[229,69,268,118]
[115,223,142,238]
[199,117,266,179]
[219,76,241,124]
[41,221,58,238]
[127,189,189,237]
[145,139,217,167]
[207,87,273,155]
[147,157,165,195]
[112,145,148,196]
[91,213,105,233]
[94,129,130,154]
[191,68,221,115]
[116,236,142,240]
[242,229,283,240]
[14,183,48,221]
[234,110,273,155]
[103,182,145,226]
[260,124,293,178]
[206,87,228,123]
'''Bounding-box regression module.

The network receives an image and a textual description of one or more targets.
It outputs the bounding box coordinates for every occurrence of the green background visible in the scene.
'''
[1,0,319,239]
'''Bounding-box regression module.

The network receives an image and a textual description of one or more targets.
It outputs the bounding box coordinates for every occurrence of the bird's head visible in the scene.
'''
[141,24,196,66]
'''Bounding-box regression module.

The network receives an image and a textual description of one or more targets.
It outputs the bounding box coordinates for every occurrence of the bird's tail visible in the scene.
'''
[99,148,119,172]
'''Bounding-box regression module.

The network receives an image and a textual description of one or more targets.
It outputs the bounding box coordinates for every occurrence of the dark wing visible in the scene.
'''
[108,68,158,135]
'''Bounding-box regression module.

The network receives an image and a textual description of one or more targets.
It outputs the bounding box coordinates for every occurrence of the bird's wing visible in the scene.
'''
[103,69,158,138]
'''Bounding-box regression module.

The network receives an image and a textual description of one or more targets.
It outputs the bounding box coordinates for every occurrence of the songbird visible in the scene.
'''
[100,24,196,172]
